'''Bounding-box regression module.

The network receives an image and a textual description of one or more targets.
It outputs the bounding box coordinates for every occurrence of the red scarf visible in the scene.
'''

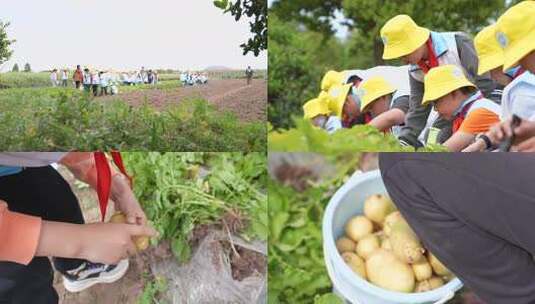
[513,67,526,79]
[452,94,483,133]
[94,152,132,221]
[417,38,439,74]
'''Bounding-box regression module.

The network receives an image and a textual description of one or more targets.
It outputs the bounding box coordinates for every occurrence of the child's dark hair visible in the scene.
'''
[347,75,362,84]
[459,86,477,95]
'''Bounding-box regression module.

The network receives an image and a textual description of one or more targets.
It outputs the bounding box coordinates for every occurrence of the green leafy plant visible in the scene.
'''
[0,87,265,151]
[268,154,359,304]
[268,118,447,152]
[123,152,267,263]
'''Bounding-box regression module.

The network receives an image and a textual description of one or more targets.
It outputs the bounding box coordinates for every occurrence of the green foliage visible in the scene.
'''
[138,275,168,304]
[0,87,265,151]
[268,15,347,129]
[0,72,51,88]
[268,156,359,304]
[270,0,343,36]
[11,63,19,72]
[123,152,267,264]
[268,118,447,152]
[23,63,31,72]
[0,21,15,66]
[214,0,267,56]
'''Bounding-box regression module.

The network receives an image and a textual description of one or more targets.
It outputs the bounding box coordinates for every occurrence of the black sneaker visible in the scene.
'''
[62,259,129,292]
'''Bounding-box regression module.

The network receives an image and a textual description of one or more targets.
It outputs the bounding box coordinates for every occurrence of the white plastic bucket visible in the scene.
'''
[322,170,463,304]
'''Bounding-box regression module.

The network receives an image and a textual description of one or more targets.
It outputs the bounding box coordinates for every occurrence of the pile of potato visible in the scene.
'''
[336,194,453,293]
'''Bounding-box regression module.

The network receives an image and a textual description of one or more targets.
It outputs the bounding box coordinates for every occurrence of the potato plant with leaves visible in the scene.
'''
[123,152,267,263]
[0,87,265,151]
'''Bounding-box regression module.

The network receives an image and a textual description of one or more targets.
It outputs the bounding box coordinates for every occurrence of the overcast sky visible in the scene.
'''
[0,0,267,72]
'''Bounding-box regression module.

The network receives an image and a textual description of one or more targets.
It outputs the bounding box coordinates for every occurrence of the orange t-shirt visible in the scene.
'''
[456,98,501,134]
[458,108,500,134]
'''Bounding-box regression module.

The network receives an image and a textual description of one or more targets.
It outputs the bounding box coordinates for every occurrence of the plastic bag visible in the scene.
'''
[150,230,266,304]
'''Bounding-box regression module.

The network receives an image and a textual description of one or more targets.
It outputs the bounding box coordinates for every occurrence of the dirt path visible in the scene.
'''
[100,79,266,122]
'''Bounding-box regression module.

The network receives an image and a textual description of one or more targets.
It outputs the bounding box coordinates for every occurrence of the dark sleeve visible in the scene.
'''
[391,95,410,113]
[397,73,431,146]
[455,33,497,99]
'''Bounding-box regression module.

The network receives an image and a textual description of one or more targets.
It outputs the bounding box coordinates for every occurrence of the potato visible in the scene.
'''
[381,238,392,251]
[336,237,356,253]
[428,252,451,276]
[428,276,445,289]
[342,252,367,279]
[366,250,415,293]
[412,259,433,281]
[110,212,150,251]
[356,234,380,260]
[415,276,445,292]
[383,211,404,236]
[345,216,374,242]
[390,220,425,264]
[363,194,396,225]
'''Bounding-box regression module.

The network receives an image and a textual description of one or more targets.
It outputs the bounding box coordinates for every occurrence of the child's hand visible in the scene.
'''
[111,174,147,226]
[79,223,157,264]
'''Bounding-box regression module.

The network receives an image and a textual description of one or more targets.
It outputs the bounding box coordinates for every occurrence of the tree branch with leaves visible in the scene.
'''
[214,0,267,56]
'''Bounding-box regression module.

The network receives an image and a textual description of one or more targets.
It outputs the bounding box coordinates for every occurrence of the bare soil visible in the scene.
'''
[99,79,267,122]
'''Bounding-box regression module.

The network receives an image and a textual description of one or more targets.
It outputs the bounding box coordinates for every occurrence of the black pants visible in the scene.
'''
[75,81,81,89]
[379,153,535,304]
[92,84,99,96]
[0,166,86,304]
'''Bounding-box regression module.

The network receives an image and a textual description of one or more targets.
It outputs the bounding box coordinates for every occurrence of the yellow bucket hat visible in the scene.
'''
[422,65,476,106]
[303,97,330,119]
[321,70,344,92]
[380,15,431,60]
[358,76,396,111]
[496,1,535,71]
[474,24,504,75]
[327,84,352,118]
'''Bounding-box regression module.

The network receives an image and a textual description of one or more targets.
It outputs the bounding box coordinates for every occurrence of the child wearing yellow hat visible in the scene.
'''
[302,93,342,134]
[475,24,526,87]
[326,83,366,128]
[380,14,497,147]
[358,76,409,136]
[473,21,535,123]
[422,65,501,151]
[477,1,535,152]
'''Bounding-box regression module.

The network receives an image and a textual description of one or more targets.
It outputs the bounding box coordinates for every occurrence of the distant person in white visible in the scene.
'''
[50,69,58,87]
[61,69,69,87]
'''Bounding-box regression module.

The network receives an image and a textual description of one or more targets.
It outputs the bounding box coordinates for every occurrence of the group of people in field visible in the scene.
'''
[49,66,160,97]
[179,71,208,86]
[303,1,535,152]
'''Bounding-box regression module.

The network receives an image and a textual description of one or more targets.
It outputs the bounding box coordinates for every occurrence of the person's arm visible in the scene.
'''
[443,131,476,151]
[369,109,406,132]
[0,201,42,264]
[35,220,156,265]
[455,33,497,101]
[398,74,431,146]
[59,152,147,225]
[462,138,488,152]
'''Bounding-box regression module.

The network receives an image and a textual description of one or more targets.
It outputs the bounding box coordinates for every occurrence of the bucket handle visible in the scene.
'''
[434,291,454,304]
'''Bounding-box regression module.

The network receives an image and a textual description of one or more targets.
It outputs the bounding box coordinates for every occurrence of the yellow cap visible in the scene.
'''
[303,97,330,119]
[380,15,430,60]
[327,84,352,118]
[474,24,504,75]
[321,70,344,92]
[422,65,476,106]
[496,1,535,71]
[358,76,396,111]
